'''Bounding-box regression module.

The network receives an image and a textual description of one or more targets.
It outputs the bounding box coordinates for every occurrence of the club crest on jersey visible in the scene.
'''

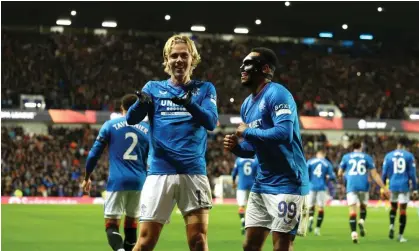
[191,87,200,96]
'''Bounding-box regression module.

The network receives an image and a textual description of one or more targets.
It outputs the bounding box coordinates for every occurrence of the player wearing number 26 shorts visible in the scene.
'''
[338,141,388,243]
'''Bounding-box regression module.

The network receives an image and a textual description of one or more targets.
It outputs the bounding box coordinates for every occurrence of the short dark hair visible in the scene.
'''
[317,148,326,155]
[121,94,138,111]
[251,47,279,70]
[352,141,362,150]
[398,136,409,147]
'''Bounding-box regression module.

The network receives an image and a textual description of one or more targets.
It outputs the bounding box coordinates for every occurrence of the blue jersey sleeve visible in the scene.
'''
[127,82,152,125]
[85,121,110,179]
[339,155,347,172]
[184,83,218,131]
[327,161,336,181]
[232,140,255,158]
[408,154,417,190]
[242,90,294,144]
[366,155,375,170]
[382,154,390,184]
[232,160,239,182]
[307,162,313,181]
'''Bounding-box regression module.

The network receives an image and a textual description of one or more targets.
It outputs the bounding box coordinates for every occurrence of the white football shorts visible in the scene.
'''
[390,192,410,204]
[104,190,142,219]
[245,192,309,236]
[346,191,369,206]
[139,174,212,224]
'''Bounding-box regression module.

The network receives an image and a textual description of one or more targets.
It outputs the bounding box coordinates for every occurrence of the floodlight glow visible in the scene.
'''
[56,19,71,26]
[102,21,117,28]
[191,25,206,32]
[234,27,249,34]
[319,32,333,38]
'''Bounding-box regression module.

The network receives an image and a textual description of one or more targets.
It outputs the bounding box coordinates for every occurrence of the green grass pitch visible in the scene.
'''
[2,205,418,251]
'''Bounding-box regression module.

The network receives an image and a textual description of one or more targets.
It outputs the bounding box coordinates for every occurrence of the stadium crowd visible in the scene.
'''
[2,30,419,118]
[2,126,418,200]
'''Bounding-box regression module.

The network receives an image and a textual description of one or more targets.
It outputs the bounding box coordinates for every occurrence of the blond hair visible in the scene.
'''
[163,34,201,76]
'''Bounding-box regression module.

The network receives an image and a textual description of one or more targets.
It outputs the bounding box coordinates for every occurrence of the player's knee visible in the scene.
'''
[391,202,398,211]
[138,235,158,251]
[188,232,207,250]
[243,240,261,251]
[138,225,160,251]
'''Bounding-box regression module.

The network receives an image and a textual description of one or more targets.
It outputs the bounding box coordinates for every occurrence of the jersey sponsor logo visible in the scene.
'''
[248,119,262,128]
[161,111,191,116]
[274,104,291,116]
[160,100,182,107]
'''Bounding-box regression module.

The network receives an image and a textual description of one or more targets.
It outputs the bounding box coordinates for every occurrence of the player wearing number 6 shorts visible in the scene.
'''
[307,149,336,236]
[338,141,389,244]
[82,94,150,251]
[381,137,418,243]
[224,47,309,251]
[232,157,258,235]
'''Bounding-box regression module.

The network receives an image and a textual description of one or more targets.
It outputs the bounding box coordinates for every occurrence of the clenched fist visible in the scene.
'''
[224,134,239,151]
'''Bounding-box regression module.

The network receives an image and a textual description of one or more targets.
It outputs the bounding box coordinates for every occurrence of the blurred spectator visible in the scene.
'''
[2,126,418,200]
[2,31,419,118]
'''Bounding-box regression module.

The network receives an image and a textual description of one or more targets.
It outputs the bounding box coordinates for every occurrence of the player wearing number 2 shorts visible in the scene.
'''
[381,137,418,242]
[338,141,388,244]
[82,94,150,251]
[232,157,258,235]
[224,47,309,251]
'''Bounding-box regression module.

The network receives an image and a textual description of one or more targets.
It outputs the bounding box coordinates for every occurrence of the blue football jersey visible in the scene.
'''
[232,157,258,190]
[135,79,218,175]
[339,152,375,193]
[236,82,309,195]
[307,157,336,191]
[382,149,417,192]
[87,117,149,192]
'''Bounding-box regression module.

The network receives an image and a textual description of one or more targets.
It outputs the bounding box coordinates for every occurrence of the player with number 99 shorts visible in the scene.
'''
[338,141,388,244]
[382,137,418,242]
[224,47,309,251]
[126,34,218,251]
[83,94,150,251]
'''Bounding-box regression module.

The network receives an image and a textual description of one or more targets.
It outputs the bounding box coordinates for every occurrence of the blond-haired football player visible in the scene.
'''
[127,34,218,251]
